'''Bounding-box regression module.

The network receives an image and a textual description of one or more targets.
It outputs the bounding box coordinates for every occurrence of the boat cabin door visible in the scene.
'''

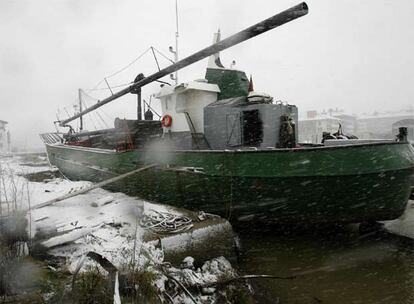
[226,113,241,146]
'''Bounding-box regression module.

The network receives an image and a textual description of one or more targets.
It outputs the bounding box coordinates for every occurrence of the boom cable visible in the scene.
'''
[85,47,152,93]
[105,47,152,79]
[82,100,98,130]
[151,47,161,71]
[95,110,109,128]
[84,46,174,93]
[152,47,175,64]
[86,82,133,92]
[143,99,161,119]
[81,90,114,121]
[60,45,174,129]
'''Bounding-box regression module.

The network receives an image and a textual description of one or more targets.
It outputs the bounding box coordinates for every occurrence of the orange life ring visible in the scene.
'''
[161,114,173,127]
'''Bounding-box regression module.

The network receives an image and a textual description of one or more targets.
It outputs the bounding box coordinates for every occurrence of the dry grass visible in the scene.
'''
[0,163,30,297]
[120,265,159,303]
[71,266,113,304]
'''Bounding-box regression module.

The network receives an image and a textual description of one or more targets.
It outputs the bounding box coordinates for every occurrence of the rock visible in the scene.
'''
[181,256,195,269]
[201,287,216,295]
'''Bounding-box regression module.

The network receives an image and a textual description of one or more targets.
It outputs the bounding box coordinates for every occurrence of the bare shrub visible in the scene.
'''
[72,266,113,304]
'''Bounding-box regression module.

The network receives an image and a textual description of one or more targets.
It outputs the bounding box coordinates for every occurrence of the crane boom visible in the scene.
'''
[59,2,308,127]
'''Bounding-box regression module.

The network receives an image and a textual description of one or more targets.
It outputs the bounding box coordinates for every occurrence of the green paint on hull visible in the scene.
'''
[45,142,414,225]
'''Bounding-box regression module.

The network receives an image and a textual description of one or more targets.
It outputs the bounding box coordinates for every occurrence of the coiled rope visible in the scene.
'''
[140,209,193,234]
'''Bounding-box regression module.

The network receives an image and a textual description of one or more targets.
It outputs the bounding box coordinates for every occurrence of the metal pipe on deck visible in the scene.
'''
[59,2,308,127]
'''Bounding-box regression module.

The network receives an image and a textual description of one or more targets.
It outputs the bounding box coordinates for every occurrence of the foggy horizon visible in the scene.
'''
[1,0,413,150]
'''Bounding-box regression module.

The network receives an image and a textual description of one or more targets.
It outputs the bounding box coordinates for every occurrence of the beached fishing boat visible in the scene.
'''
[41,2,414,225]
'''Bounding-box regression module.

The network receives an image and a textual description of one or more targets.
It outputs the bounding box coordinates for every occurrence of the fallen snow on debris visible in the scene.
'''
[135,243,239,303]
[1,155,250,303]
[1,156,238,287]
[0,156,187,270]
[29,183,176,271]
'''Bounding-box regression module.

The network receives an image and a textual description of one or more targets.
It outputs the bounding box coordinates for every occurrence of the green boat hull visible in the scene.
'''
[45,142,414,225]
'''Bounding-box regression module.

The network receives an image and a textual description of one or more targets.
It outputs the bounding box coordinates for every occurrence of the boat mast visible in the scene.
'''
[59,2,308,127]
[132,73,145,120]
[137,89,142,120]
[169,0,179,84]
[78,89,83,131]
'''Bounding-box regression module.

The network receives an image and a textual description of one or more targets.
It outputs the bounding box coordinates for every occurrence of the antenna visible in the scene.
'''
[169,0,179,85]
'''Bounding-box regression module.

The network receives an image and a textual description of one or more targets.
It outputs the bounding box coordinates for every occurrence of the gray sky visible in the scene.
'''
[1,0,413,149]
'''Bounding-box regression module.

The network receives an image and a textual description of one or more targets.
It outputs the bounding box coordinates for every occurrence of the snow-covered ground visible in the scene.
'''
[384,199,414,238]
[0,155,240,303]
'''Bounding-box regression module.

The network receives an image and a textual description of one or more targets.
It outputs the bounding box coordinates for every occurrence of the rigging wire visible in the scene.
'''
[63,107,71,119]
[143,99,161,119]
[84,47,152,93]
[82,100,98,130]
[70,45,175,124]
[105,47,152,79]
[81,90,114,122]
[150,47,161,71]
[92,111,104,130]
[84,46,174,93]
[85,79,105,94]
[90,107,107,130]
[86,81,133,92]
[152,47,175,64]
[95,110,109,129]
[57,90,112,132]
[100,107,114,122]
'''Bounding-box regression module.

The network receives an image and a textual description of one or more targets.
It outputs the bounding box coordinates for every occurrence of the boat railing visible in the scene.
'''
[39,132,64,144]
[323,139,396,146]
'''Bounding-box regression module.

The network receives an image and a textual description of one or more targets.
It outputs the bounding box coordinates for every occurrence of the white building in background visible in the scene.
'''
[299,108,414,143]
[330,112,357,135]
[0,120,10,154]
[299,111,341,143]
[356,110,414,140]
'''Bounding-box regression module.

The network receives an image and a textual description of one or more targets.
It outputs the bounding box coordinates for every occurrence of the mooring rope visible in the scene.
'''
[139,209,193,234]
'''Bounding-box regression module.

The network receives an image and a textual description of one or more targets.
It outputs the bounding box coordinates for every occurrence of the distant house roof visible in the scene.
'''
[392,118,414,127]
[333,113,357,120]
[300,114,341,122]
[358,113,414,120]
